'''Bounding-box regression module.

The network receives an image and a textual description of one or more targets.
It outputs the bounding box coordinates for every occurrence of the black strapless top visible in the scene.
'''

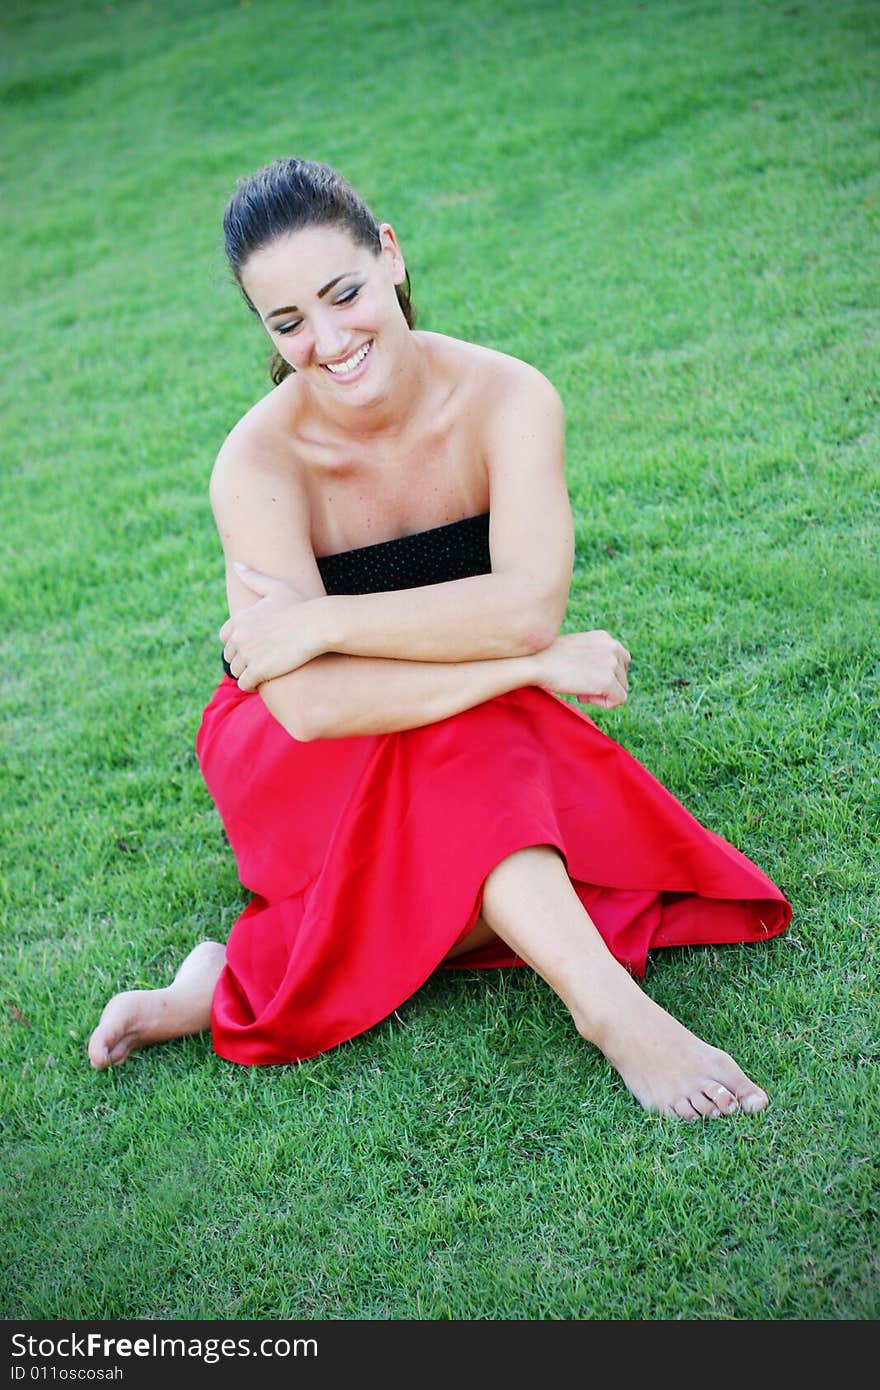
[222,511,491,677]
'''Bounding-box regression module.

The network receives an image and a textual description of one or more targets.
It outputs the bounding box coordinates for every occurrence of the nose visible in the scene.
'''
[311,310,349,363]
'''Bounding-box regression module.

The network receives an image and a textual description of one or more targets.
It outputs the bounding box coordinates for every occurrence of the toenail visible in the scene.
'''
[710,1106,721,1118]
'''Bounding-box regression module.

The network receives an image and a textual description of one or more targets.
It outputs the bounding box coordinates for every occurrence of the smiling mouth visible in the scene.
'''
[321,340,373,378]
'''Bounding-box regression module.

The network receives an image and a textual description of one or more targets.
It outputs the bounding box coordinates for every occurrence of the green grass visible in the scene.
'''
[1,0,878,1320]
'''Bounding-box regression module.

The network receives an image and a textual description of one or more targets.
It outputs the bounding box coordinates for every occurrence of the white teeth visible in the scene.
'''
[325,342,370,375]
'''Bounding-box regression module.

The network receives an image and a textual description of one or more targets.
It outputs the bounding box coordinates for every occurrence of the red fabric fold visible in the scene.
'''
[195,678,790,1065]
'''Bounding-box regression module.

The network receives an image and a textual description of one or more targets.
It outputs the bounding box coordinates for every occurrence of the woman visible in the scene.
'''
[89,158,790,1119]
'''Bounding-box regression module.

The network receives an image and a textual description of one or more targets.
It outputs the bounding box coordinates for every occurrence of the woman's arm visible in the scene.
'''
[261,649,542,740]
[210,420,626,739]
[258,631,630,741]
[324,366,574,662]
[220,364,575,681]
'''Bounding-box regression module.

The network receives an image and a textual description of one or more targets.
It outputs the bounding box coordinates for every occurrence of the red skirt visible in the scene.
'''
[195,677,791,1065]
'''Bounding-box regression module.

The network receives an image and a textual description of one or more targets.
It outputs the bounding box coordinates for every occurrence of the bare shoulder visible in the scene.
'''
[419,332,563,432]
[207,380,322,599]
[209,379,306,507]
[418,336,572,618]
[205,380,322,603]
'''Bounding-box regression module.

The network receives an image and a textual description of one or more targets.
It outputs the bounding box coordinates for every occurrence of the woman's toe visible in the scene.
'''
[714,1052,769,1114]
[686,1087,720,1118]
[707,1082,739,1115]
[738,1086,769,1114]
[670,1097,700,1122]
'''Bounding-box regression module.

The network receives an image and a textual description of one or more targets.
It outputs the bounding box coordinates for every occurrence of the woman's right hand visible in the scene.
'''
[219,564,322,691]
[534,631,631,708]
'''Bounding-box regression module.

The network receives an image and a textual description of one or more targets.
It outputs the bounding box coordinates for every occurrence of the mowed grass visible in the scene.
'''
[1,0,878,1320]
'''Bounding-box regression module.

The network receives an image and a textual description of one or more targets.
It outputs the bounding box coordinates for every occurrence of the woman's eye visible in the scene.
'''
[274,286,360,335]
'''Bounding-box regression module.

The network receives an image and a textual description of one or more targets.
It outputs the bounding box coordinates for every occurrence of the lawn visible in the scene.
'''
[1,0,877,1319]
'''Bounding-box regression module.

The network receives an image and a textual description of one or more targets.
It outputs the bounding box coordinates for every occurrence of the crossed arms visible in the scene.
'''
[211,368,626,739]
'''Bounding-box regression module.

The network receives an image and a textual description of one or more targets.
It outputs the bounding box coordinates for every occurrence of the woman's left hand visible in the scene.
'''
[219,563,325,691]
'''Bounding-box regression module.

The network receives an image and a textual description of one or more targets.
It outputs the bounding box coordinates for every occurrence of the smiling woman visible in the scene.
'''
[222,158,416,387]
[88,157,791,1121]
[235,222,407,402]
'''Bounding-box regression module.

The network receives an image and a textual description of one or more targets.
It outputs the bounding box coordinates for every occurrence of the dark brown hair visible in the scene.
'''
[223,157,415,384]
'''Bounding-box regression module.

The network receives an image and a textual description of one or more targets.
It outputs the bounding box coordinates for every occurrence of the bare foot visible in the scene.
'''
[88,941,225,1070]
[579,963,769,1120]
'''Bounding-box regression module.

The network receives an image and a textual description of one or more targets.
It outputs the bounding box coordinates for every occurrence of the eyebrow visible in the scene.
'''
[264,273,356,323]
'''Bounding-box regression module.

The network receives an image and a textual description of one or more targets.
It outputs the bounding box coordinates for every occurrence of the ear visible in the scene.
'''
[378,222,407,286]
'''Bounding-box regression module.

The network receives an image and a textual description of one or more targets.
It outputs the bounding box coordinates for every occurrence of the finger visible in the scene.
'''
[602,674,628,707]
[581,677,626,708]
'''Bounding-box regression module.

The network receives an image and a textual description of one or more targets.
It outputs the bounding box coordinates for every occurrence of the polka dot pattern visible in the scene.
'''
[316,511,491,595]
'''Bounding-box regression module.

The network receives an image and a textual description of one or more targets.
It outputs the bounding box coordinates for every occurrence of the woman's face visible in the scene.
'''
[239,221,409,401]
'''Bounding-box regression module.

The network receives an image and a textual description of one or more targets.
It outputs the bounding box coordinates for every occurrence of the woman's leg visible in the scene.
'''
[88,940,226,1070]
[88,848,770,1114]
[479,845,768,1119]
[441,917,498,960]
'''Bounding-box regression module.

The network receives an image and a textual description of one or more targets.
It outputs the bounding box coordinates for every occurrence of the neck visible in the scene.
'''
[312,330,429,440]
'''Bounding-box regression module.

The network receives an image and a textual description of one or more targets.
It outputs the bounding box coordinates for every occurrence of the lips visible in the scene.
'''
[321,340,372,379]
